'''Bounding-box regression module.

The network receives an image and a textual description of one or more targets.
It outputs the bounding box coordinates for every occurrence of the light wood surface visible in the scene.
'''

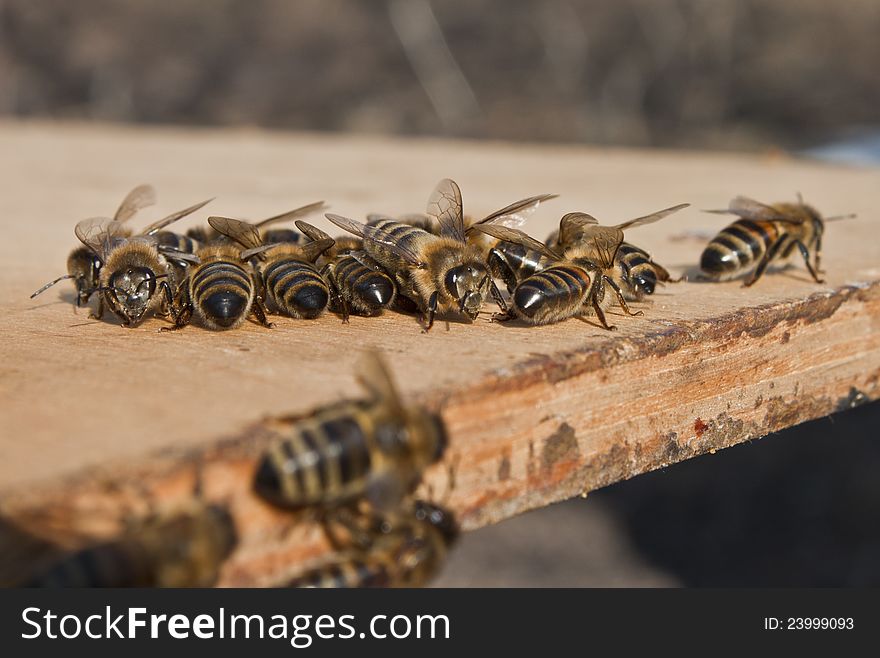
[1,120,878,586]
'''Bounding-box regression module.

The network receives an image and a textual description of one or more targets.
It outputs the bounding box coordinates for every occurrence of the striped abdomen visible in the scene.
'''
[363,219,430,269]
[700,219,780,280]
[488,240,552,292]
[286,557,391,588]
[264,257,329,319]
[261,228,303,244]
[253,406,376,508]
[154,231,200,255]
[512,265,591,325]
[617,242,668,297]
[332,255,396,315]
[190,260,254,329]
[24,543,152,588]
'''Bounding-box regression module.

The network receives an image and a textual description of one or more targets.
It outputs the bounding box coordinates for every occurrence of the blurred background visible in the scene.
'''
[1,0,878,585]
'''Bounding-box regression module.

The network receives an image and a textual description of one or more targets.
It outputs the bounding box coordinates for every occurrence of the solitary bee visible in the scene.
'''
[30,184,157,310]
[208,215,334,320]
[285,501,457,588]
[327,179,555,331]
[22,503,237,588]
[253,352,447,512]
[294,220,397,320]
[700,196,854,286]
[546,203,689,300]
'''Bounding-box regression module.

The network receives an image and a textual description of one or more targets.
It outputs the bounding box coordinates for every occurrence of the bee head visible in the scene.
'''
[107,267,159,326]
[444,263,490,319]
[414,501,458,545]
[66,248,103,307]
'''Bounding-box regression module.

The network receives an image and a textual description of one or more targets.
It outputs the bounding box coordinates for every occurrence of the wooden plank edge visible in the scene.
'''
[1,281,878,586]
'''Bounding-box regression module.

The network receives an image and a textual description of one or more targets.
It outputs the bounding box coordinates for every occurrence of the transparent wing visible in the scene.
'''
[240,243,279,260]
[158,246,200,264]
[207,216,263,250]
[705,196,788,221]
[255,201,326,228]
[615,203,690,230]
[578,226,624,269]
[140,198,213,235]
[113,184,157,223]
[557,212,600,248]
[299,238,336,263]
[470,193,558,230]
[74,217,128,259]
[471,224,561,260]
[356,352,402,411]
[326,213,424,266]
[293,220,333,243]
[426,178,465,242]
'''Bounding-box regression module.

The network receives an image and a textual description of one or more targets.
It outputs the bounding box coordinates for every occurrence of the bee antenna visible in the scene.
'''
[825,213,857,223]
[30,274,74,298]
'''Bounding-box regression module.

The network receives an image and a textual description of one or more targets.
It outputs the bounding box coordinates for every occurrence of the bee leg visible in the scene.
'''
[745,235,789,287]
[591,297,616,330]
[322,506,376,552]
[491,310,516,323]
[160,298,193,332]
[652,262,681,283]
[604,276,643,316]
[325,272,349,323]
[489,279,508,313]
[488,248,518,295]
[794,239,825,283]
[422,291,438,333]
[89,296,105,321]
[252,296,275,329]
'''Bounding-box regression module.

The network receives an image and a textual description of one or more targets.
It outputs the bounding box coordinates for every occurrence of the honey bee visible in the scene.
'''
[30,184,157,309]
[208,215,335,320]
[186,201,325,245]
[22,503,237,588]
[253,352,447,512]
[327,179,555,330]
[284,501,457,588]
[294,220,397,320]
[700,196,854,286]
[546,203,689,300]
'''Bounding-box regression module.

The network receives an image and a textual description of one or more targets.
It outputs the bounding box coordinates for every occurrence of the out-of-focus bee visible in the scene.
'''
[327,179,556,331]
[30,185,157,309]
[700,196,855,286]
[294,220,397,320]
[284,500,457,588]
[22,503,237,588]
[186,201,325,245]
[253,352,447,512]
[545,203,689,300]
[208,215,334,320]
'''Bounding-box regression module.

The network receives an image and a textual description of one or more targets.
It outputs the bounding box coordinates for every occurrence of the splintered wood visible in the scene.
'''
[0,121,878,586]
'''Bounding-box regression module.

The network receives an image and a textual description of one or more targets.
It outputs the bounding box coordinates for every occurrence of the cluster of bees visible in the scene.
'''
[32,179,850,332]
[21,181,851,588]
[23,353,453,588]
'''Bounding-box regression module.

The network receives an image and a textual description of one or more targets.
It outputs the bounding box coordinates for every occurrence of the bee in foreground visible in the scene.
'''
[253,353,447,512]
[295,220,397,320]
[284,501,458,588]
[700,196,854,286]
[30,184,157,310]
[22,503,237,588]
[208,214,335,320]
[327,178,556,331]
[545,203,689,300]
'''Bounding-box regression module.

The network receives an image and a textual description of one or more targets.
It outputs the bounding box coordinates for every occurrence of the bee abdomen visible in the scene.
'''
[287,558,390,588]
[335,256,396,313]
[265,259,329,319]
[191,262,253,328]
[513,265,590,324]
[262,228,303,244]
[23,543,149,588]
[618,243,657,294]
[154,231,199,255]
[701,219,774,278]
[253,414,373,508]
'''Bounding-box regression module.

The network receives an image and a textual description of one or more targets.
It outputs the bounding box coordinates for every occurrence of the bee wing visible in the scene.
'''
[293,220,333,243]
[472,224,562,260]
[254,201,326,228]
[326,213,425,267]
[364,472,409,513]
[349,251,382,270]
[240,244,278,260]
[426,178,465,242]
[556,212,600,248]
[113,184,157,223]
[207,216,263,250]
[470,193,559,231]
[356,352,403,411]
[614,203,690,230]
[299,238,336,263]
[140,198,214,235]
[580,226,624,269]
[158,246,201,264]
[705,196,788,221]
[74,217,128,259]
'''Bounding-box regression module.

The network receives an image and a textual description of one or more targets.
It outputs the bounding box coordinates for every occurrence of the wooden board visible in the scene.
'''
[1,120,878,586]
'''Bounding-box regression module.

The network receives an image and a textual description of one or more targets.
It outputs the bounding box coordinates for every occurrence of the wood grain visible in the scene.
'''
[0,121,878,586]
